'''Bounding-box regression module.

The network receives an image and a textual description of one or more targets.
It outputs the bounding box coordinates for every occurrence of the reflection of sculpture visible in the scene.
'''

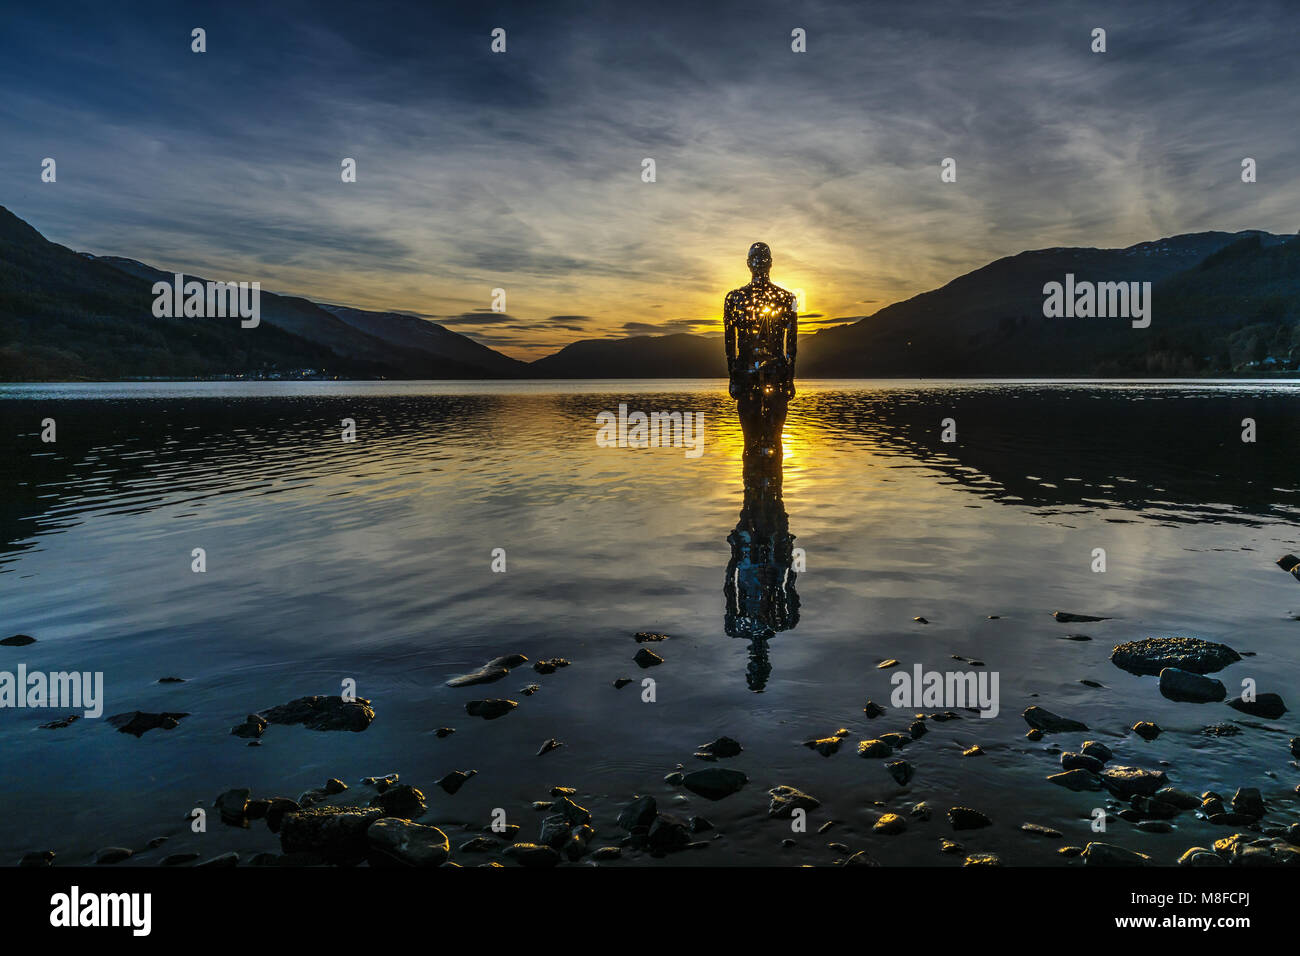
[723,243,799,691]
[725,460,799,691]
[724,242,798,465]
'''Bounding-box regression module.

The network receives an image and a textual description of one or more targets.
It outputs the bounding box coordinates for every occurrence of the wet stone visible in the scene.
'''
[260,695,374,732]
[682,767,748,800]
[947,806,992,830]
[465,698,517,719]
[366,819,451,867]
[108,711,189,737]
[1158,667,1226,703]
[1227,693,1287,719]
[437,770,477,794]
[769,785,820,818]
[634,649,664,668]
[1111,637,1240,676]
[1022,706,1087,734]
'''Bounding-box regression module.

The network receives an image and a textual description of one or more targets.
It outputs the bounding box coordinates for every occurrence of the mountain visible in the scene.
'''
[0,205,522,380]
[796,231,1297,377]
[320,304,526,377]
[527,332,725,378]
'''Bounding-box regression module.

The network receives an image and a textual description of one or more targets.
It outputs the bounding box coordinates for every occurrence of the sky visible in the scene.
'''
[2,0,1298,359]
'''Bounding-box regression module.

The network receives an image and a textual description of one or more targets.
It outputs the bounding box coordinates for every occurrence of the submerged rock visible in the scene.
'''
[1022,706,1088,733]
[863,700,886,718]
[280,806,384,863]
[1048,769,1103,791]
[696,735,743,758]
[1158,667,1226,703]
[446,664,509,688]
[230,714,267,739]
[1083,842,1151,866]
[261,695,374,732]
[367,819,449,867]
[533,658,570,674]
[465,698,517,719]
[1061,751,1104,774]
[1080,740,1113,762]
[947,806,992,830]
[505,843,561,867]
[1132,721,1162,741]
[19,850,54,867]
[537,738,563,756]
[768,785,820,818]
[613,677,633,689]
[682,768,747,800]
[437,770,477,794]
[857,739,892,758]
[886,760,915,785]
[1021,823,1062,838]
[95,847,133,865]
[107,711,189,736]
[1053,611,1109,623]
[617,795,656,831]
[371,785,426,818]
[1111,637,1240,676]
[634,632,670,643]
[0,634,36,646]
[1227,693,1288,719]
[804,736,842,756]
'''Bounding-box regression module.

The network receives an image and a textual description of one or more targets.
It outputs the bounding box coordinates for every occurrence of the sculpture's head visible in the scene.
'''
[747,242,772,278]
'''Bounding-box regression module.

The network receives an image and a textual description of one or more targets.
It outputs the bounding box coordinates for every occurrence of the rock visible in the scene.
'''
[539,814,571,848]
[682,768,748,800]
[1179,847,1229,866]
[19,850,54,867]
[697,736,743,758]
[228,714,267,738]
[370,785,426,818]
[591,846,622,861]
[1132,721,1162,741]
[647,814,692,852]
[264,798,301,833]
[486,654,529,668]
[863,700,885,718]
[533,658,570,674]
[1291,737,1300,758]
[465,698,517,719]
[857,739,892,758]
[566,825,595,861]
[446,665,509,687]
[1111,637,1240,676]
[245,800,270,821]
[1053,611,1109,623]
[280,806,385,863]
[194,852,239,868]
[947,806,991,830]
[1022,706,1087,733]
[1227,693,1288,719]
[520,684,541,696]
[1022,823,1062,838]
[664,771,684,785]
[457,836,493,853]
[613,678,633,688]
[1101,766,1168,798]
[107,711,189,736]
[537,738,563,756]
[844,850,879,866]
[366,819,449,867]
[39,715,79,730]
[95,847,133,865]
[886,760,915,785]
[1058,845,1083,857]
[910,802,932,821]
[0,634,36,646]
[434,727,455,738]
[618,795,657,831]
[552,795,591,826]
[1083,842,1151,866]
[804,736,841,756]
[1081,740,1113,762]
[361,772,399,790]
[689,816,713,833]
[877,659,900,669]
[260,695,374,732]
[214,787,250,826]
[874,813,906,834]
[161,852,201,866]
[1158,667,1226,703]
[634,632,669,643]
[962,745,985,757]
[880,732,911,749]
[1223,838,1300,866]
[634,649,663,668]
[1061,751,1104,774]
[940,839,965,854]
[1154,787,1201,810]
[769,785,820,818]
[964,853,1001,866]
[1232,787,1266,819]
[1136,820,1173,833]
[1026,728,1043,741]
[909,721,928,739]
[1048,769,1103,791]
[913,616,928,624]
[157,676,186,683]
[437,770,477,794]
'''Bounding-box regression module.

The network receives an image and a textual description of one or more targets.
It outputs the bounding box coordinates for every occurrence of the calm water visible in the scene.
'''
[1,380,1298,866]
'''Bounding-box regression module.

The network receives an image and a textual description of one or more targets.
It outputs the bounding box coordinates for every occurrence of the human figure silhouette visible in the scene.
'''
[722,243,800,690]
[724,242,798,466]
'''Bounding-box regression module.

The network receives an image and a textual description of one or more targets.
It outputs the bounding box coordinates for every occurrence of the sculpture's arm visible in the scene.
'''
[784,294,798,365]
